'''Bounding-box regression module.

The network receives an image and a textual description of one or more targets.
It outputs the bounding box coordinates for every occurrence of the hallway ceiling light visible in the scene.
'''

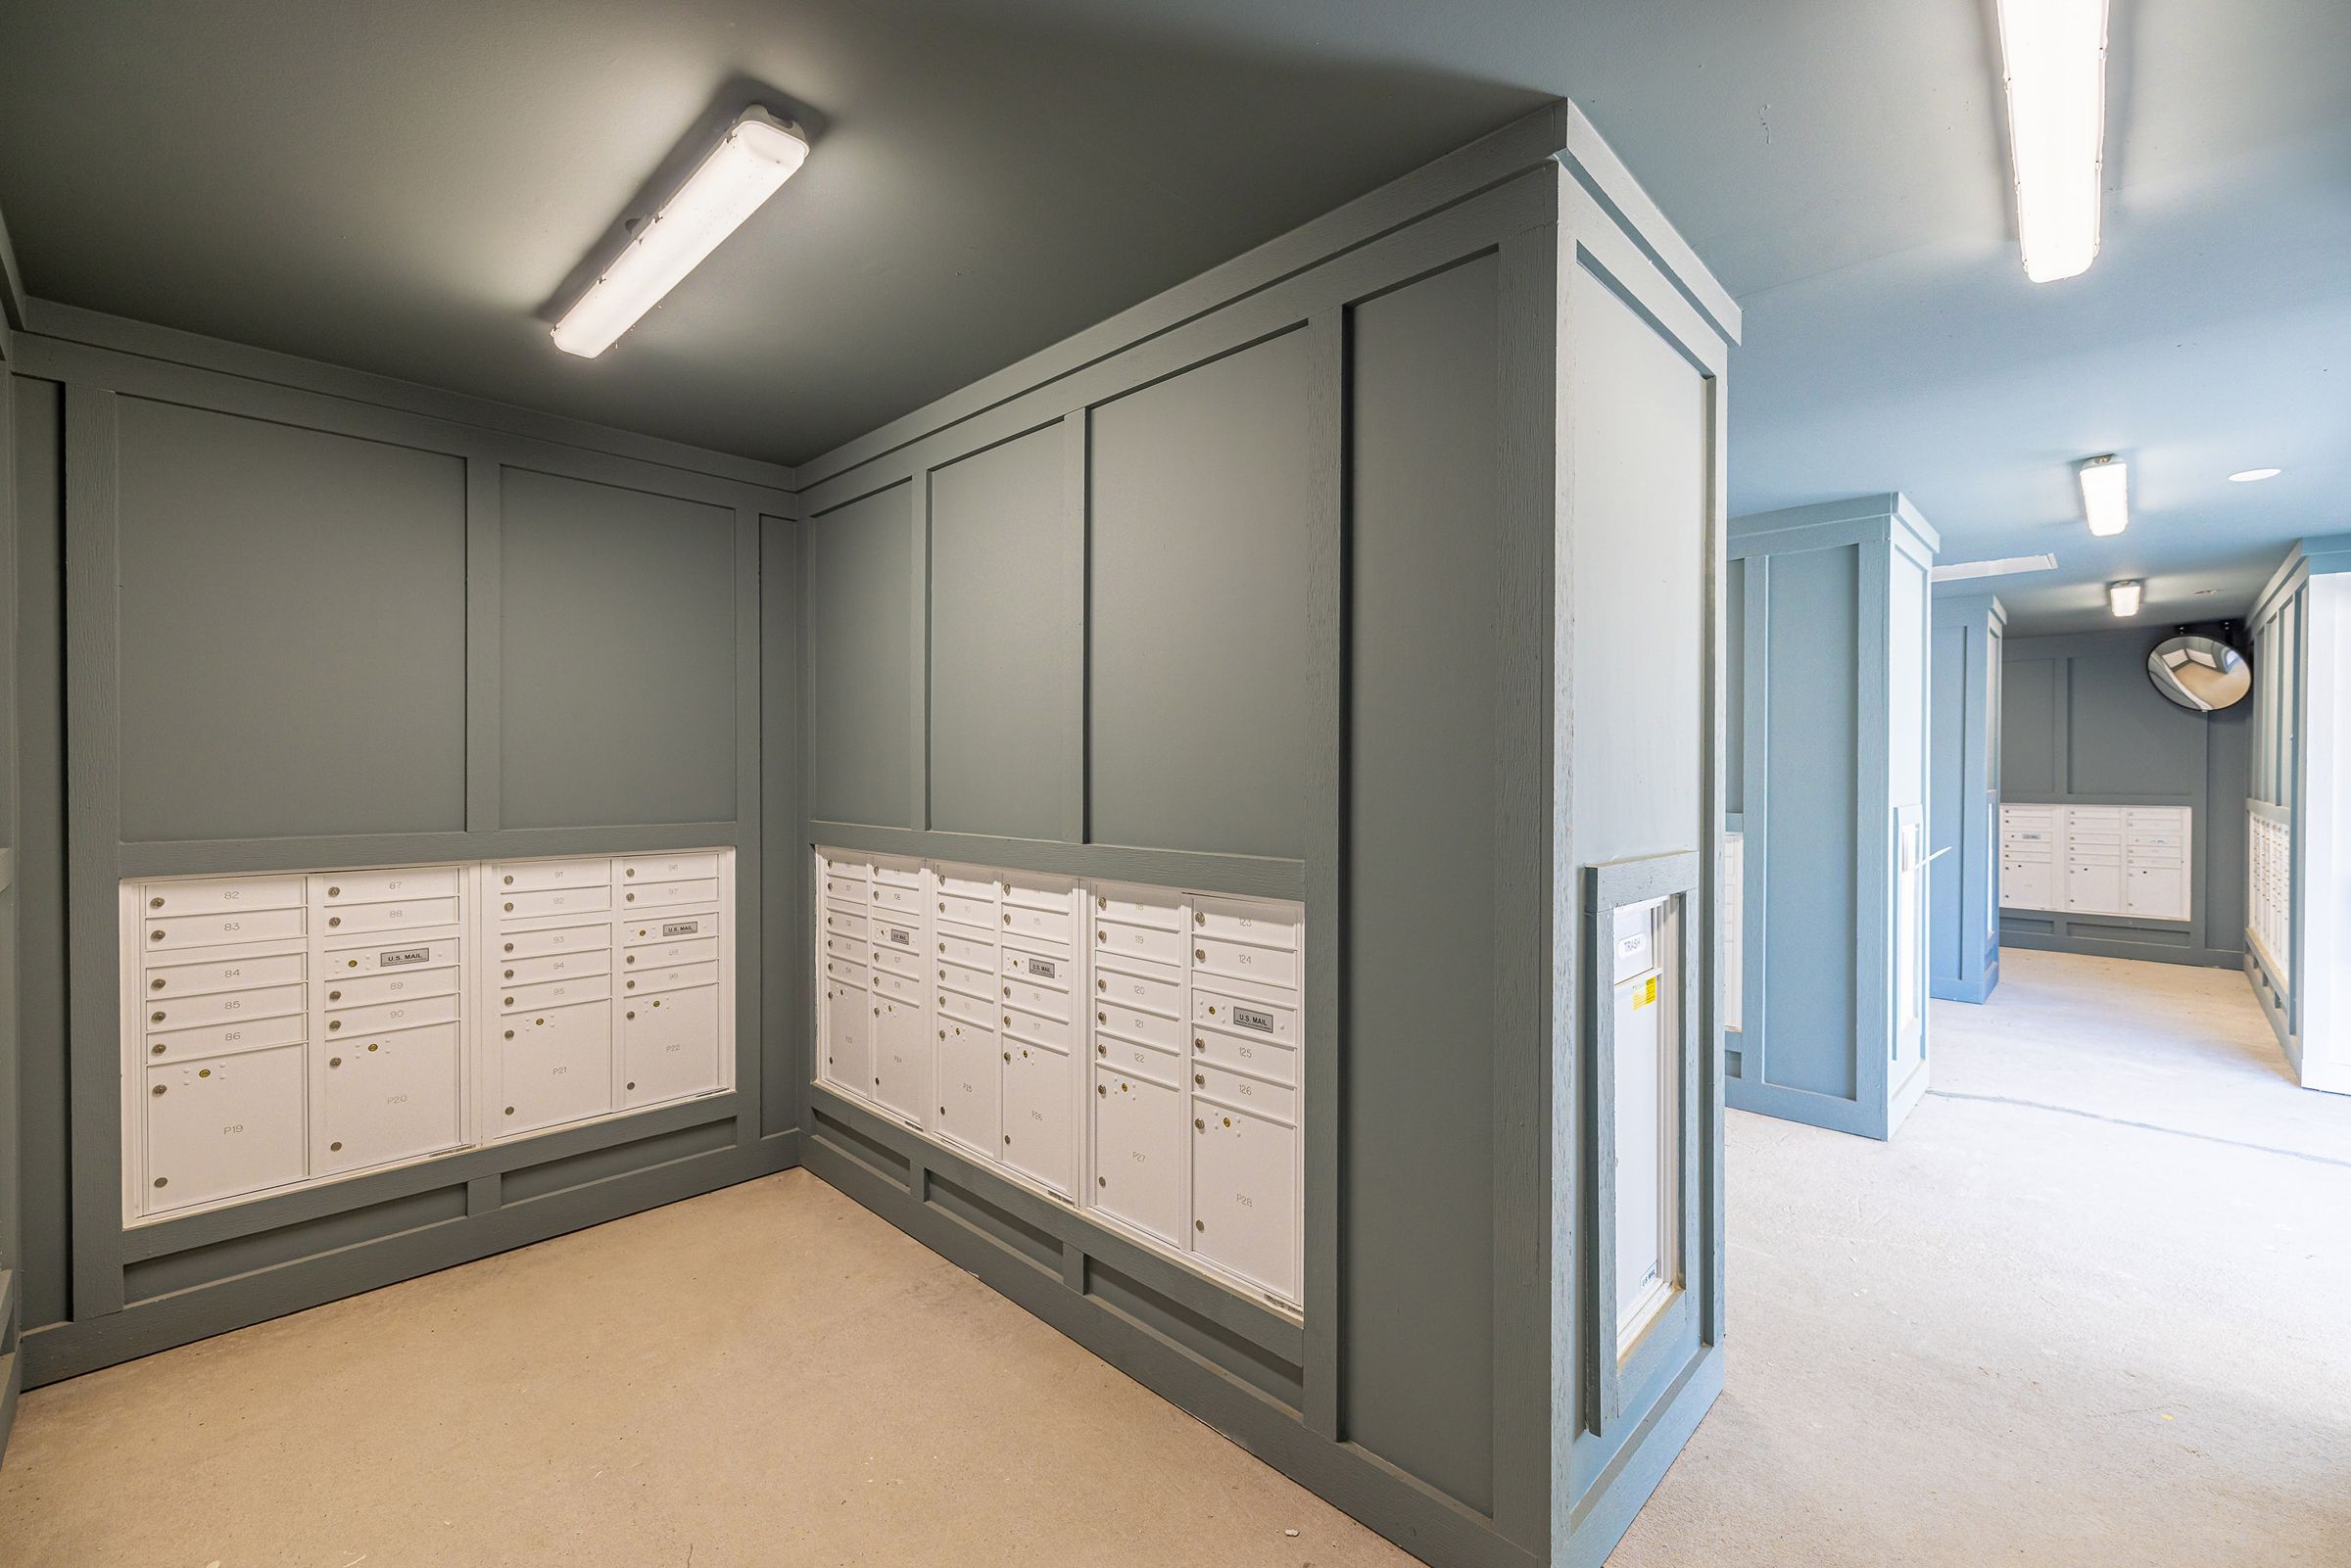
[1995,0,2110,282]
[1931,552,2059,584]
[2228,467,2283,483]
[2078,454,2129,536]
[552,108,808,358]
[2108,579,2143,617]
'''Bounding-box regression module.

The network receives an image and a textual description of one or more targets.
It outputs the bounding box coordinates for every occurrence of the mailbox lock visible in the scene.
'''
[152,1043,166,1055]
[1194,1038,1205,1052]
[1195,949,1206,962]
[1001,1052,1011,1063]
[1194,1118,1205,1130]
[330,1141,343,1152]
[626,868,636,878]
[504,942,514,953]
[327,885,341,897]
[1096,978,1107,992]
[151,1010,166,1023]
[627,1011,637,1020]
[151,1083,167,1096]
[151,977,166,990]
[328,1020,342,1031]
[504,1106,515,1117]
[1195,912,1205,926]
[1096,1012,1107,1024]
[151,930,165,942]
[154,1177,168,1188]
[1095,929,1105,943]
[626,1081,636,1092]
[626,892,635,902]
[1195,1220,1205,1232]
[328,917,342,928]
[1096,1084,1107,1097]
[329,1057,342,1068]
[504,1029,514,1040]
[1195,1073,1205,1086]
[504,875,513,885]
[1096,1044,1106,1057]
[504,902,514,913]
[1097,1175,1107,1186]
[504,969,514,979]
[328,989,342,1001]
[150,896,165,910]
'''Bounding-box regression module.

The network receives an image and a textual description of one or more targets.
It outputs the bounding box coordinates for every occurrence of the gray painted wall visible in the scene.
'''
[1,356,22,1445]
[6,316,800,1391]
[1998,628,2250,967]
[1725,497,1937,1140]
[1928,594,2004,1003]
[792,106,1740,1568]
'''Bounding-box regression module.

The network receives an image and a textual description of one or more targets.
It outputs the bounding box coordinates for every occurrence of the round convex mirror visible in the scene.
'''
[2147,635,2250,712]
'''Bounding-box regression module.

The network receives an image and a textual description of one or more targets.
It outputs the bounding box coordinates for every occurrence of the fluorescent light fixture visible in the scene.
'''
[2107,579,2143,617]
[1931,552,2059,584]
[2228,467,2282,483]
[1994,0,2109,282]
[552,108,808,358]
[2078,454,2129,536]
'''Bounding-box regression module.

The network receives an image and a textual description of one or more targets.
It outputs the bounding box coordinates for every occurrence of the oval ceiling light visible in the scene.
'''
[2228,467,2282,483]
[1995,0,2110,283]
[552,108,809,358]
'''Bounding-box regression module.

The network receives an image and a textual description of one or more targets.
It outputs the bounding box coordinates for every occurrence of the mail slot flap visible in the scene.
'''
[146,906,308,952]
[625,912,718,947]
[1192,988,1297,1047]
[322,897,461,936]
[142,875,307,916]
[497,925,609,962]
[495,859,610,893]
[146,951,306,1000]
[621,852,719,882]
[145,1011,306,1064]
[327,990,463,1036]
[319,866,460,905]
[333,936,467,974]
[322,966,465,1010]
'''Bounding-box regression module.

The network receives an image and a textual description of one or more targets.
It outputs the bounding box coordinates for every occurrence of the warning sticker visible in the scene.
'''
[1634,974,1658,1010]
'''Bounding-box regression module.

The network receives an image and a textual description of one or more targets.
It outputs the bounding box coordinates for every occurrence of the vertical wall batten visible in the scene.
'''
[463,458,502,833]
[1059,411,1089,845]
[1300,309,1344,1444]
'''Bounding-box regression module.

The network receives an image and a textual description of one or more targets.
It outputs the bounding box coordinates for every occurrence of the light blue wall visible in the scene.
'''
[1727,495,1937,1141]
[1929,594,2004,1003]
[1997,628,2250,968]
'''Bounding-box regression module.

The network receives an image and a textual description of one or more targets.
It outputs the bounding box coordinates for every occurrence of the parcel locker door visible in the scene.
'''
[1000,1040,1073,1195]
[144,1046,308,1212]
[497,1001,615,1136]
[621,986,723,1109]
[822,978,872,1095]
[1092,1065,1184,1245]
[934,1015,1000,1157]
[319,1022,465,1173]
[871,993,928,1122]
[1191,1101,1298,1302]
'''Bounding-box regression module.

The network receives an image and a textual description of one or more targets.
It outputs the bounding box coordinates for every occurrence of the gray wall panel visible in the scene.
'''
[499,468,737,829]
[11,377,65,1329]
[2001,658,2058,794]
[1343,258,1500,1513]
[804,484,913,827]
[1089,334,1311,859]
[1760,546,1859,1099]
[928,428,1069,840]
[760,515,804,1138]
[115,399,467,840]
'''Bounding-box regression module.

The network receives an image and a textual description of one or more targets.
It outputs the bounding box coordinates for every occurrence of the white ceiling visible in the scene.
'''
[1,0,2344,632]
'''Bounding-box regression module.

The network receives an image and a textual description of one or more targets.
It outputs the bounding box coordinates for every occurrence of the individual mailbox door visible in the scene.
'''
[319,1022,465,1173]
[934,1013,1000,1156]
[497,1002,614,1135]
[147,951,307,999]
[1093,1064,1184,1244]
[2066,860,2124,915]
[143,875,307,918]
[146,906,307,951]
[822,978,871,1095]
[870,993,928,1120]
[144,1046,308,1212]
[499,885,610,921]
[621,987,722,1109]
[1191,1100,1297,1300]
[2000,858,2052,911]
[1000,1040,1073,1194]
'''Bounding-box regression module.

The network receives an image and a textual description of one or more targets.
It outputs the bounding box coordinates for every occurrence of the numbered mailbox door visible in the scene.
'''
[498,1001,615,1137]
[822,978,872,1096]
[1092,1066,1185,1245]
[621,986,723,1110]
[1192,1101,1298,1300]
[1000,1041,1073,1195]
[319,1022,465,1173]
[144,1046,308,1212]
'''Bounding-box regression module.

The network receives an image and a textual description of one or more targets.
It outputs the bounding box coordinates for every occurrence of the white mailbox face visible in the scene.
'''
[121,849,736,1223]
[811,848,1306,1315]
[1999,803,2191,922]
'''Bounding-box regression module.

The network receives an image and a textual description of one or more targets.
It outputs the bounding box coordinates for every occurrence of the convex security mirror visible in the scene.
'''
[2147,635,2251,712]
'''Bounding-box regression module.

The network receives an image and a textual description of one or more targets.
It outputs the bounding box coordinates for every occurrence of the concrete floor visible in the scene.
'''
[3,947,2346,1565]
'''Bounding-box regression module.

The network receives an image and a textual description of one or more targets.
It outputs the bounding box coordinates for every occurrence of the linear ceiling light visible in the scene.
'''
[2107,579,2143,618]
[2078,454,2129,536]
[1995,0,2110,283]
[1931,552,2060,584]
[552,108,808,358]
[2228,467,2282,483]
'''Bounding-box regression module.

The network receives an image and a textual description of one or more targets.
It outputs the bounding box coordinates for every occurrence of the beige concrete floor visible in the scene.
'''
[3,947,2345,1565]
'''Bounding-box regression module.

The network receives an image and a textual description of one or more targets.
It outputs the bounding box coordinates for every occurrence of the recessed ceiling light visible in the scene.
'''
[552,107,809,358]
[2228,468,2282,483]
[2078,454,2128,536]
[2193,589,2219,596]
[2107,579,2143,618]
[1995,0,2110,282]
